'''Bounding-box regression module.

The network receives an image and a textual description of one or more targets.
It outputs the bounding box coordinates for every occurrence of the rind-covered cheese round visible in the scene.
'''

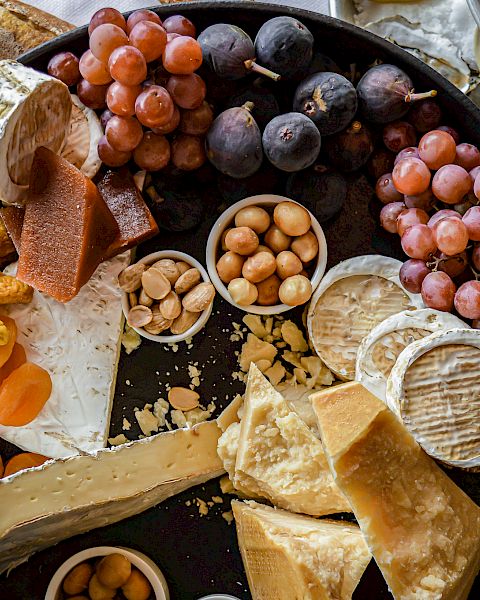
[307,255,422,380]
[356,309,468,401]
[387,328,480,469]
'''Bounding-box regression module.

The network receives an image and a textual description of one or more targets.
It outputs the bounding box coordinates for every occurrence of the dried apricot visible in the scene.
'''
[0,363,52,426]
[0,316,16,368]
[3,452,49,477]
[0,343,26,383]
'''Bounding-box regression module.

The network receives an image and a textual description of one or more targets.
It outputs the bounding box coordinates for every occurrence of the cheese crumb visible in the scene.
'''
[108,434,129,446]
[281,320,308,352]
[195,497,209,516]
[239,333,277,371]
[222,510,234,525]
[153,398,170,427]
[171,409,187,428]
[121,324,141,354]
[135,406,159,436]
[242,314,267,338]
[212,496,223,504]
[122,418,131,431]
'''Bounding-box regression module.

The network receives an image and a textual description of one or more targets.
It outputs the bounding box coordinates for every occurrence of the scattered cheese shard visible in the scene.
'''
[234,363,350,516]
[311,381,480,600]
[232,500,371,600]
[239,333,277,372]
[0,420,224,574]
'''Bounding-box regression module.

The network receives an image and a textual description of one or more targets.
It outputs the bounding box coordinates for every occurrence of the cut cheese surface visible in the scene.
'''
[0,420,224,574]
[311,381,480,600]
[234,363,350,516]
[232,500,371,600]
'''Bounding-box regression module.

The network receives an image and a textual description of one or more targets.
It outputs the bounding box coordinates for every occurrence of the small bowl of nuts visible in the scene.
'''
[119,250,215,343]
[206,195,327,315]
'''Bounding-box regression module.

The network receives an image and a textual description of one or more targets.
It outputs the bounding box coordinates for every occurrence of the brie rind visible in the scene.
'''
[0,60,72,206]
[387,328,480,469]
[356,309,468,402]
[307,255,422,380]
[0,420,224,574]
[232,500,371,600]
[0,252,130,458]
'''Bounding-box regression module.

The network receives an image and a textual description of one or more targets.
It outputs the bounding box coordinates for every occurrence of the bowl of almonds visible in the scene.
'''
[119,250,215,343]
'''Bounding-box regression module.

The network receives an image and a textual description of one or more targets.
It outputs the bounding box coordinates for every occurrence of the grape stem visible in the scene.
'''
[244,59,281,81]
[405,89,437,103]
[427,253,464,272]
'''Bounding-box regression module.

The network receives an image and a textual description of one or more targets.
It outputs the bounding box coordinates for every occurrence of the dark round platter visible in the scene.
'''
[0,2,479,599]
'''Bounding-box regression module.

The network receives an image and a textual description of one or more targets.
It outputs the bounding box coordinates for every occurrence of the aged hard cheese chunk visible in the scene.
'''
[0,420,224,574]
[232,500,371,600]
[233,363,350,515]
[311,381,480,600]
[17,147,118,302]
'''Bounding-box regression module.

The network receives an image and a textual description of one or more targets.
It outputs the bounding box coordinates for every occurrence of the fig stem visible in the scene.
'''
[349,120,363,133]
[405,89,437,103]
[244,59,281,81]
[242,101,255,113]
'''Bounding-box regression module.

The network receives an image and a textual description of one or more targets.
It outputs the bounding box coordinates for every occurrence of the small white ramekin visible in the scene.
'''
[121,250,213,344]
[206,194,327,315]
[44,545,169,600]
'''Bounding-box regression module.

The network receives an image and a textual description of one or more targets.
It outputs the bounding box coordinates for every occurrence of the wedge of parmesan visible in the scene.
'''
[311,381,480,600]
[232,500,371,600]
[0,420,224,574]
[233,363,350,516]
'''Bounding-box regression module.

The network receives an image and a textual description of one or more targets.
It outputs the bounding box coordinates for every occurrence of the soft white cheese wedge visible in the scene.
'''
[307,255,422,380]
[356,309,468,402]
[387,328,480,468]
[0,252,130,458]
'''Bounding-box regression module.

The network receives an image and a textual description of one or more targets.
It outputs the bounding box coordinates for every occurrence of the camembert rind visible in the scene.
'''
[232,500,371,600]
[356,309,468,402]
[0,420,224,574]
[307,255,422,380]
[387,327,480,469]
[311,381,480,600]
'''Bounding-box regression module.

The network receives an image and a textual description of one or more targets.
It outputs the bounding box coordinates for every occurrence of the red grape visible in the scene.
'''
[133,131,170,171]
[407,99,441,133]
[433,216,468,255]
[89,23,128,64]
[432,164,472,204]
[100,109,114,130]
[106,82,142,116]
[474,173,480,200]
[404,188,434,211]
[401,224,437,260]
[76,79,108,109]
[454,280,480,319]
[166,73,206,109]
[392,157,431,195]
[427,209,461,228]
[135,85,175,128]
[437,252,468,278]
[163,36,202,74]
[421,271,456,311]
[473,246,480,271]
[379,202,406,233]
[400,259,430,293]
[394,146,419,165]
[108,46,147,86]
[397,207,429,237]
[171,134,206,170]
[473,319,480,328]
[454,143,480,171]
[375,173,403,204]
[436,125,460,144]
[462,206,480,241]
[151,106,180,135]
[126,9,162,34]
[167,33,181,43]
[47,51,80,86]
[105,115,143,152]
[163,15,196,38]
[179,102,214,135]
[383,121,416,153]
[418,130,456,170]
[97,135,131,167]
[88,7,127,34]
[129,21,167,63]
[79,49,112,85]
[470,166,480,183]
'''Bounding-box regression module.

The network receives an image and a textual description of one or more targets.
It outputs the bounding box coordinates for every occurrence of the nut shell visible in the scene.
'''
[182,282,215,312]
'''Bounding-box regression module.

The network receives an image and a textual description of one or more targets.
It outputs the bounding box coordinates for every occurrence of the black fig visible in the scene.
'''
[324,120,374,172]
[225,79,280,130]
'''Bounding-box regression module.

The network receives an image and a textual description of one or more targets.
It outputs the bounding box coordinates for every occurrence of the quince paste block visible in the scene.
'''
[311,381,480,600]
[1,206,24,253]
[17,147,118,302]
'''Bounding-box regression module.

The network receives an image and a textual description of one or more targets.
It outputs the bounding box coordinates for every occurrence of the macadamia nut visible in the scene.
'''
[274,201,311,236]
[256,273,281,306]
[242,252,276,283]
[276,251,303,280]
[291,230,319,262]
[216,251,244,283]
[279,274,312,306]
[234,206,270,233]
[264,225,291,253]
[228,278,258,306]
[224,226,259,255]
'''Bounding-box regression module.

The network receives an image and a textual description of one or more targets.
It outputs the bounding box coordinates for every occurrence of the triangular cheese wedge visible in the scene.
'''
[311,381,480,600]
[232,500,371,600]
[234,363,350,516]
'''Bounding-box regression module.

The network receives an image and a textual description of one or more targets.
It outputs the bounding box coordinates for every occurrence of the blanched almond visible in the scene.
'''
[182,282,215,312]
[118,263,146,292]
[127,305,152,327]
[168,387,200,411]
[159,291,182,320]
[128,292,138,307]
[138,288,153,307]
[176,261,191,276]
[170,308,200,334]
[143,305,172,334]
[141,267,171,299]
[151,259,180,284]
[175,268,201,294]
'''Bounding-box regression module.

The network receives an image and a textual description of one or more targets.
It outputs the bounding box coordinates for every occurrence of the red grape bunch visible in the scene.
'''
[47,8,212,172]
[376,108,480,323]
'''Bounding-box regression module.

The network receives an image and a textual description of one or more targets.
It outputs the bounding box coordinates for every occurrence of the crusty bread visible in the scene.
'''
[0,0,73,59]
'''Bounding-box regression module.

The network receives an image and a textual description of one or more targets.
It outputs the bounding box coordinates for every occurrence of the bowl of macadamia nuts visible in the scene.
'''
[206,195,327,315]
[119,250,215,343]
[45,546,169,600]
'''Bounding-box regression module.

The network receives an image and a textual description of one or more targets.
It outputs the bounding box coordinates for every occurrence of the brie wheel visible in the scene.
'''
[387,328,480,469]
[356,309,468,401]
[307,255,422,380]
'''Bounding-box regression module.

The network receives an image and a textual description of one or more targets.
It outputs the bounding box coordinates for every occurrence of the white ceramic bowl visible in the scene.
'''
[206,194,327,315]
[44,545,169,600]
[121,250,213,344]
